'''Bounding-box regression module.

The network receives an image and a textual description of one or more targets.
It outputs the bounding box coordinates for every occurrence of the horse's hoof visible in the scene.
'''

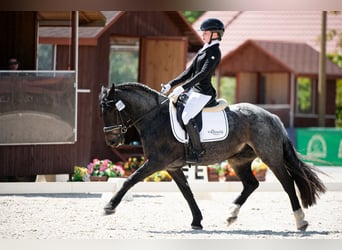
[297,221,309,231]
[191,220,203,230]
[191,223,203,230]
[226,216,237,226]
[103,203,116,215]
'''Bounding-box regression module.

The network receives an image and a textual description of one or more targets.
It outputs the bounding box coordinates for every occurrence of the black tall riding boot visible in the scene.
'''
[185,119,204,164]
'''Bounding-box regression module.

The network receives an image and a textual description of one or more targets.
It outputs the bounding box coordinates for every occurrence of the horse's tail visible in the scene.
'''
[282,135,326,208]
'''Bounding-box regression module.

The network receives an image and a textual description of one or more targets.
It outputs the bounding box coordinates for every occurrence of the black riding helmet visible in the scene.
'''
[200,18,225,42]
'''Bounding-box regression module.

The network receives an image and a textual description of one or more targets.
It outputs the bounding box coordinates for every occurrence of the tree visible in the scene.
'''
[321,11,342,127]
[182,11,204,24]
[326,12,342,68]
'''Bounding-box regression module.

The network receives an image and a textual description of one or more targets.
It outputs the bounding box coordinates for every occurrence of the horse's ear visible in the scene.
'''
[100,85,106,95]
[108,83,115,99]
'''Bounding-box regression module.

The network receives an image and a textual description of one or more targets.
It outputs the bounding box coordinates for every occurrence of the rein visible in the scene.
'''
[102,95,169,135]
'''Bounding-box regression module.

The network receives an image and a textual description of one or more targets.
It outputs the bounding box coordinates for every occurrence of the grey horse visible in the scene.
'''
[100,82,326,231]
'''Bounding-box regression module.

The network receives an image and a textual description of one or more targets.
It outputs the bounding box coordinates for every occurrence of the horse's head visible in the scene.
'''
[99,84,127,147]
[100,82,167,147]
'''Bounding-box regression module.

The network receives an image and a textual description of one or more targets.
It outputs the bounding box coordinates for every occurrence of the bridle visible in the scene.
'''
[101,99,129,141]
[101,94,169,141]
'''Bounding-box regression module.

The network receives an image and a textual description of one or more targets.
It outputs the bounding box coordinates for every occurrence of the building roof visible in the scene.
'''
[39,11,121,41]
[39,11,203,49]
[37,11,107,27]
[221,39,342,77]
[194,11,342,56]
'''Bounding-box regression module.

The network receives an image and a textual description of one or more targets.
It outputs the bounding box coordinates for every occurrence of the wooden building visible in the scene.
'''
[0,11,202,179]
[194,11,342,127]
[218,39,342,127]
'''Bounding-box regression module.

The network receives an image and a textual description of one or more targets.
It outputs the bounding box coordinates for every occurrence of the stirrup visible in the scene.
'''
[185,148,204,164]
[186,153,201,164]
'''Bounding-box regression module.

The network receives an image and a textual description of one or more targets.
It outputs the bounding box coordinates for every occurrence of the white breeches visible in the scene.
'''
[182,89,211,125]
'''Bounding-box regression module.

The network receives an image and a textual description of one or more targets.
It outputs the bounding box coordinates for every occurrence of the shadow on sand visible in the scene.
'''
[148,229,333,238]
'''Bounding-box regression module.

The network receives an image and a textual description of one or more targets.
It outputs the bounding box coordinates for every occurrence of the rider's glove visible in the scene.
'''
[161,83,171,94]
[168,85,184,99]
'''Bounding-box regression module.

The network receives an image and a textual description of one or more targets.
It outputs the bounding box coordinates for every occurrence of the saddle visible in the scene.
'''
[169,94,230,143]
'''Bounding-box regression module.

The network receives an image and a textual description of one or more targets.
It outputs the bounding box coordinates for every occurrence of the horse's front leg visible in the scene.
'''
[226,161,259,226]
[167,168,203,230]
[104,160,161,214]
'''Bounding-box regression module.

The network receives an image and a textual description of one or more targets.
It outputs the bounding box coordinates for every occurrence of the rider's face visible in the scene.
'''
[202,31,212,43]
[202,31,218,44]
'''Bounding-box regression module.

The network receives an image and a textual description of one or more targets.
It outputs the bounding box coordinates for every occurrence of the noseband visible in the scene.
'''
[101,99,130,140]
[103,124,127,136]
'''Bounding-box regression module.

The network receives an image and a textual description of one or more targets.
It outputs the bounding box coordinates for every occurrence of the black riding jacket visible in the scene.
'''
[168,42,221,98]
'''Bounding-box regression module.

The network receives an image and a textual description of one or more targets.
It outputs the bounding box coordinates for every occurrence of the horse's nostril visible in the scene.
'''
[105,136,114,146]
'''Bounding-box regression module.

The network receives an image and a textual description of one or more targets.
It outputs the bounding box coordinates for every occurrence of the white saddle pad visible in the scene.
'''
[169,102,229,143]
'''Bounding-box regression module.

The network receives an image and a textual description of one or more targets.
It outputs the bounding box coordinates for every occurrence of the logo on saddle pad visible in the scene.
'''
[169,101,229,143]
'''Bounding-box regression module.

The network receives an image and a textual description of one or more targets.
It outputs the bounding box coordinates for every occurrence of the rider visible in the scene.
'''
[161,18,224,163]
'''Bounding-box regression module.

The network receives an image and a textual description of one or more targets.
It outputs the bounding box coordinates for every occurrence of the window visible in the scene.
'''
[296,77,316,114]
[109,37,139,85]
[37,44,55,70]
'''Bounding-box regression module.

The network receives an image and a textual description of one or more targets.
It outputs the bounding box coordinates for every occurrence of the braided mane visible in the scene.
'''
[116,82,162,98]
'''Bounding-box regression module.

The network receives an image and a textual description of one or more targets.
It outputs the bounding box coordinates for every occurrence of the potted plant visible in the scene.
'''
[251,157,268,181]
[144,170,172,182]
[122,156,145,177]
[87,159,125,181]
[207,161,240,182]
[72,166,90,182]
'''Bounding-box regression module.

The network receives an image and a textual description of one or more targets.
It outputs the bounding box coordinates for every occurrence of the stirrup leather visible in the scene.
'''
[185,120,204,163]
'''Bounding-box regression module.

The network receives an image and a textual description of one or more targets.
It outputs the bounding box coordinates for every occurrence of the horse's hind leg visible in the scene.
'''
[265,162,308,231]
[167,168,203,230]
[226,160,259,226]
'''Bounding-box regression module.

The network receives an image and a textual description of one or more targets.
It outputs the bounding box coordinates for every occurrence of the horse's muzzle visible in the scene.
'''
[104,134,124,147]
[103,125,126,147]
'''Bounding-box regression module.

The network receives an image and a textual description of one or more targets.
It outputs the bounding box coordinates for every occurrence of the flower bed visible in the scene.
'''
[87,159,125,179]
[144,170,172,182]
[72,156,172,182]
[207,158,268,182]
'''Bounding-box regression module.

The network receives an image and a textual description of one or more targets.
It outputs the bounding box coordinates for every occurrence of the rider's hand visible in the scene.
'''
[168,85,184,98]
[161,83,171,94]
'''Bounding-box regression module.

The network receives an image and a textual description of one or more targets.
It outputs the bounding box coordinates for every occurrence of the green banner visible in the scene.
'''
[296,128,342,166]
